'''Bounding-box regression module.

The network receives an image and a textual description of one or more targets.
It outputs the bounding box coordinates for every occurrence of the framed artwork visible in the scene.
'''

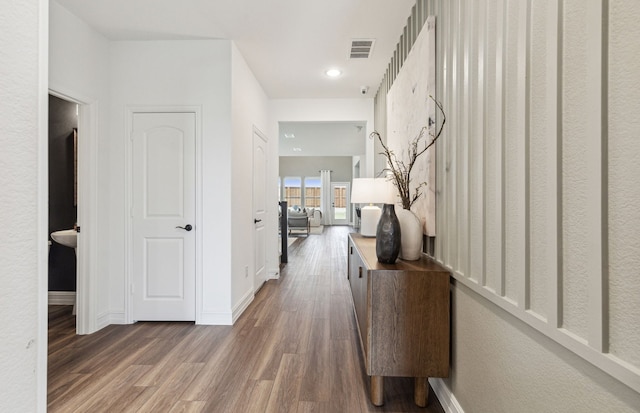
[386,16,437,236]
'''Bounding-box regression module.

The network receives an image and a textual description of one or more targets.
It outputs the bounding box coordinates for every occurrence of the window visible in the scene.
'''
[304,177,321,208]
[283,177,302,208]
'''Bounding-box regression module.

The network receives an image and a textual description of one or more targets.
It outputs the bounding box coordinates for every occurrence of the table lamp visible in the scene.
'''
[351,178,395,237]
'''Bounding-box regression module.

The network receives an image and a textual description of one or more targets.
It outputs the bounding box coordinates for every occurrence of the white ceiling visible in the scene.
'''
[54,0,415,156]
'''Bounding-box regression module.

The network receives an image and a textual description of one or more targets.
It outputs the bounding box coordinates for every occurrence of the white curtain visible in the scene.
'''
[320,169,332,225]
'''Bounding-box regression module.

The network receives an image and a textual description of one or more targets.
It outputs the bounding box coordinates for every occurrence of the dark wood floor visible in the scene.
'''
[48,225,445,412]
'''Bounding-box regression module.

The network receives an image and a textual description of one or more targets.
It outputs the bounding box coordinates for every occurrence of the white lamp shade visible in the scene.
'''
[351,178,396,204]
[351,178,375,204]
[370,178,396,204]
[351,177,396,237]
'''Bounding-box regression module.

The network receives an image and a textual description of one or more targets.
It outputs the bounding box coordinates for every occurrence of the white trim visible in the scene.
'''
[448,274,640,393]
[38,0,50,410]
[267,269,280,280]
[48,291,76,306]
[98,311,125,328]
[48,87,100,336]
[124,105,203,324]
[252,125,269,293]
[198,311,234,325]
[232,290,255,324]
[429,378,464,413]
[78,102,99,335]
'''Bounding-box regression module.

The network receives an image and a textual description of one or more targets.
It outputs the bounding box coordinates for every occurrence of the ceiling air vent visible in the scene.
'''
[349,39,375,59]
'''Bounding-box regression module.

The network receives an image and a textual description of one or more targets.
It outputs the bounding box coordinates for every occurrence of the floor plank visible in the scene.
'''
[48,225,445,412]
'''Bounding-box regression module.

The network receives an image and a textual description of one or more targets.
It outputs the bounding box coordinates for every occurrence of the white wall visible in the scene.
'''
[109,40,235,324]
[279,156,354,183]
[49,2,110,99]
[230,43,270,316]
[0,0,47,410]
[269,98,375,175]
[50,6,273,326]
[421,0,640,411]
[49,0,110,332]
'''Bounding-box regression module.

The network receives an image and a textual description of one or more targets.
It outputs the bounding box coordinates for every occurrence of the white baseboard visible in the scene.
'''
[48,291,75,305]
[99,311,125,328]
[198,311,233,325]
[267,267,280,279]
[430,378,464,413]
[231,289,254,324]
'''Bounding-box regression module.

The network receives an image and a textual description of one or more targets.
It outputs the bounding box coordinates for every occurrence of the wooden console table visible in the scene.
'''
[347,233,450,407]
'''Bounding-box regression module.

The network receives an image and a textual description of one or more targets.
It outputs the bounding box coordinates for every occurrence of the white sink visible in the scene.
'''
[51,229,77,249]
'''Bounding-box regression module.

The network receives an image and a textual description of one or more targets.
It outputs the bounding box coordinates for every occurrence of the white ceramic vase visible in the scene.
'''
[395,208,423,260]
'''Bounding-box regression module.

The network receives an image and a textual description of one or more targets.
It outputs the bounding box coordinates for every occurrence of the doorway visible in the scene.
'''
[330,182,350,225]
[48,94,78,326]
[47,90,98,335]
[253,127,268,292]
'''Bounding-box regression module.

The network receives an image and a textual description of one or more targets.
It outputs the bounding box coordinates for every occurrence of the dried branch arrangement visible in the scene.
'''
[371,96,446,210]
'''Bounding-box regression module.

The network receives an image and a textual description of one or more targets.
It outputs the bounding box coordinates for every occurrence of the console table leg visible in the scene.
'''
[371,375,384,406]
[414,377,429,407]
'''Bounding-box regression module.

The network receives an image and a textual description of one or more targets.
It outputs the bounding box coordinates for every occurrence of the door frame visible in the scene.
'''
[124,105,203,324]
[49,86,98,335]
[330,181,351,225]
[252,126,268,292]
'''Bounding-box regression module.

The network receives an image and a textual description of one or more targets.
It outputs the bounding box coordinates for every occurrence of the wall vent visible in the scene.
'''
[349,39,375,59]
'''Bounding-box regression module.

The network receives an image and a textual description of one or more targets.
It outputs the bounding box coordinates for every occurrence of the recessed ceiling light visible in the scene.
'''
[325,68,342,78]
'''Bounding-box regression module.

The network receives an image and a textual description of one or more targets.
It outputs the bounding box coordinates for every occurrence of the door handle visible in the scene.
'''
[176,224,193,231]
[254,219,262,224]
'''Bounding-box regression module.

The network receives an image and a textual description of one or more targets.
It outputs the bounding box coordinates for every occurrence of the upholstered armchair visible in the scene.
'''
[287,210,310,235]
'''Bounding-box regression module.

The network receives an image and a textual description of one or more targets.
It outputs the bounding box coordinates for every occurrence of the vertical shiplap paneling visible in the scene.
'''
[521,0,532,310]
[440,0,453,265]
[608,0,640,370]
[447,0,459,271]
[374,73,388,177]
[468,0,485,284]
[528,0,560,322]
[374,0,640,393]
[457,0,470,278]
[434,0,446,264]
[417,0,426,31]
[483,0,504,294]
[392,48,397,82]
[503,0,527,305]
[561,0,601,342]
[549,0,563,330]
[477,0,489,287]
[585,0,607,353]
[410,5,418,47]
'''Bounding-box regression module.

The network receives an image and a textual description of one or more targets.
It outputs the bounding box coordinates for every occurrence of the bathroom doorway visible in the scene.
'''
[48,94,78,325]
[47,89,98,335]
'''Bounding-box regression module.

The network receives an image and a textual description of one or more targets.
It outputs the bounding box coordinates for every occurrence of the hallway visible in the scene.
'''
[48,225,444,412]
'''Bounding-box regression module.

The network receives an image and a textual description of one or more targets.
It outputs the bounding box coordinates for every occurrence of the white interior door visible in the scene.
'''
[331,182,350,225]
[253,129,267,291]
[131,112,196,321]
